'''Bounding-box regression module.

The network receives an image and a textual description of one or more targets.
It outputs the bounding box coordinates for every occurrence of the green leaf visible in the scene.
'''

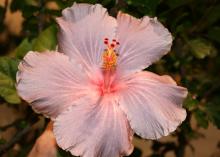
[25,0,38,6]
[207,27,220,44]
[0,138,6,145]
[0,6,5,32]
[189,38,217,59]
[11,0,38,14]
[143,0,160,15]
[165,0,188,9]
[101,0,112,6]
[10,0,26,12]
[13,38,32,59]
[22,5,39,18]
[54,0,66,9]
[203,5,220,28]
[32,25,57,52]
[0,6,5,20]
[125,0,160,15]
[205,98,220,129]
[0,57,21,104]
[194,109,208,129]
[18,120,29,129]
[184,96,198,111]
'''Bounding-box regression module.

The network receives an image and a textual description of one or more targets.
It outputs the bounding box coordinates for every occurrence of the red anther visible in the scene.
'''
[104,38,109,41]
[116,42,120,45]
[112,39,116,42]
[110,43,115,48]
[104,41,108,45]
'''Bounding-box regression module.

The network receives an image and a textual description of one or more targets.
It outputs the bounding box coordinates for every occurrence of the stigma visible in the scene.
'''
[102,38,119,71]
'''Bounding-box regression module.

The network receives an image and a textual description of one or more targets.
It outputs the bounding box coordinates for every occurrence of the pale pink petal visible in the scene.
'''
[118,71,187,139]
[138,71,177,85]
[57,3,117,69]
[62,3,94,22]
[16,51,95,119]
[54,96,133,157]
[116,12,172,76]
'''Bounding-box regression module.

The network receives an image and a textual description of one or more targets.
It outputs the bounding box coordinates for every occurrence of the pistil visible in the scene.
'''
[100,38,120,94]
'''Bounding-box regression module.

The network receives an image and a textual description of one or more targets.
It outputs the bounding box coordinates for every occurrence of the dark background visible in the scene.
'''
[0,0,220,157]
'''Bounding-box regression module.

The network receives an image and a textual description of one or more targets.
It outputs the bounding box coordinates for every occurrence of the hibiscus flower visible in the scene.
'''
[16,3,188,157]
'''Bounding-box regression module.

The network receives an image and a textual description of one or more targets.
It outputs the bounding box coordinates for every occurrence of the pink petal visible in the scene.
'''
[138,71,177,85]
[118,71,187,139]
[16,51,95,119]
[54,96,134,157]
[57,3,117,69]
[116,12,172,76]
[62,3,95,22]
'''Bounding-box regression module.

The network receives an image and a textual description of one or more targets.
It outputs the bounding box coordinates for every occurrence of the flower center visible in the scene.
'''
[96,38,120,95]
[102,38,119,71]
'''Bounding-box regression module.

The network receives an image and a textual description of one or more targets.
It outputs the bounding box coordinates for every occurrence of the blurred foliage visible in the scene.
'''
[0,57,20,104]
[0,0,220,157]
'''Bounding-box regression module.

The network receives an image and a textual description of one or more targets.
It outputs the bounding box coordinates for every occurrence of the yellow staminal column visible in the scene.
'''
[101,38,119,93]
[102,48,117,70]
